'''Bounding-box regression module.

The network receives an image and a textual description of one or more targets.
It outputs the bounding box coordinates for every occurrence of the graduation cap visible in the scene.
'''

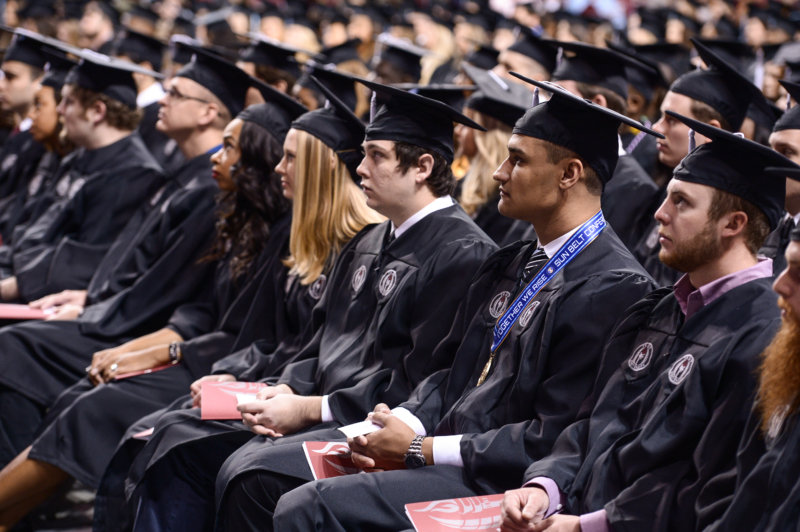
[748,98,783,131]
[65,49,162,108]
[666,110,800,230]
[606,41,668,102]
[239,35,304,80]
[508,73,664,185]
[392,83,476,111]
[192,6,234,28]
[774,80,800,132]
[507,26,558,75]
[693,38,754,73]
[91,0,120,26]
[291,75,366,181]
[241,78,308,145]
[17,0,56,20]
[663,8,699,35]
[464,42,499,70]
[40,46,78,91]
[3,28,50,68]
[168,34,198,66]
[173,43,250,116]
[297,62,359,112]
[462,63,529,128]
[356,77,486,164]
[172,11,196,38]
[633,42,692,78]
[317,38,362,66]
[670,38,767,131]
[123,4,159,26]
[749,5,795,37]
[712,17,739,40]
[375,33,429,83]
[114,28,166,72]
[636,8,666,40]
[63,0,85,20]
[551,40,653,100]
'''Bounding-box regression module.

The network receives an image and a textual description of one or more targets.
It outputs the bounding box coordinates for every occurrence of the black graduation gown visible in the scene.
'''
[1,133,165,301]
[759,215,794,277]
[0,130,45,201]
[500,219,537,247]
[470,195,516,246]
[0,149,62,244]
[138,101,184,173]
[699,407,800,532]
[24,216,293,489]
[602,155,659,250]
[631,186,682,287]
[522,277,781,532]
[0,153,217,411]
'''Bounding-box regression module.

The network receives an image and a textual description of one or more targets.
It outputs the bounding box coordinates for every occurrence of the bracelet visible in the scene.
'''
[168,342,182,364]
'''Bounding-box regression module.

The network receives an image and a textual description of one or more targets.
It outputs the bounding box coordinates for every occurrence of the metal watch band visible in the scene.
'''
[168,342,182,364]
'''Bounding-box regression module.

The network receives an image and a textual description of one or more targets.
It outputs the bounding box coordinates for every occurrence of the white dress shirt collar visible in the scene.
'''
[390,196,455,239]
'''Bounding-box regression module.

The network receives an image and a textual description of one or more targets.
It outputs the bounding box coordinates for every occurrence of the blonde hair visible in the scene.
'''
[420,23,455,84]
[334,59,371,119]
[283,129,383,284]
[459,110,513,217]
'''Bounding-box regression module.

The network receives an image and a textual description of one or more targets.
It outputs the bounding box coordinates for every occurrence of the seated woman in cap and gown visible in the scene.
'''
[90,78,383,532]
[0,98,305,530]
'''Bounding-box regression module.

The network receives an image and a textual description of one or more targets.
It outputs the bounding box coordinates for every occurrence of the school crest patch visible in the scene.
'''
[1,154,17,172]
[68,178,85,199]
[27,173,43,196]
[628,342,654,371]
[646,226,660,249]
[56,175,70,196]
[489,291,511,319]
[379,269,397,296]
[309,274,327,300]
[668,354,694,385]
[351,265,367,293]
[519,301,540,327]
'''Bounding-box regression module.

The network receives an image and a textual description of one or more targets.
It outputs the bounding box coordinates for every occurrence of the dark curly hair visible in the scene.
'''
[204,120,290,282]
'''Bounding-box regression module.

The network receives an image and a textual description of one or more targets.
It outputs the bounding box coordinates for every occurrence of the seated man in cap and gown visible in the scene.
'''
[122,78,498,532]
[260,77,661,532]
[501,114,794,532]
[0,46,246,471]
[634,39,773,286]
[699,177,800,532]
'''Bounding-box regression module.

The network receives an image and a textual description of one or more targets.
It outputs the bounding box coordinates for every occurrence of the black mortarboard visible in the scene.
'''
[124,4,159,25]
[637,8,666,40]
[318,38,362,66]
[238,91,303,146]
[3,29,49,68]
[606,41,668,102]
[114,28,165,72]
[174,44,250,116]
[694,38,754,73]
[63,1,85,20]
[507,26,558,74]
[169,34,197,66]
[633,42,692,78]
[393,83,476,111]
[713,17,739,40]
[464,42,499,70]
[774,80,800,132]
[172,11,196,37]
[17,0,56,20]
[670,38,766,131]
[455,11,494,33]
[249,76,307,123]
[748,98,783,130]
[239,35,303,80]
[298,62,359,112]
[749,5,796,37]
[375,33,428,82]
[462,63,529,127]
[291,75,366,181]
[92,0,120,26]
[40,46,78,90]
[664,8,699,34]
[509,74,664,185]
[666,110,800,230]
[348,4,387,28]
[357,77,486,164]
[552,41,651,100]
[65,49,162,108]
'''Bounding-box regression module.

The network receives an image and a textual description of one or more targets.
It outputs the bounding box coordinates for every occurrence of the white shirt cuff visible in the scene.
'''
[390,407,427,436]
[431,434,464,468]
[320,395,335,423]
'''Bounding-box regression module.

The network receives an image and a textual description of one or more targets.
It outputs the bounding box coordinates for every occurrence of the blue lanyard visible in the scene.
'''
[490,211,606,354]
[207,144,222,155]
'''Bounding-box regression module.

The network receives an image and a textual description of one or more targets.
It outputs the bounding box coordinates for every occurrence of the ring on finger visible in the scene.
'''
[110,363,118,372]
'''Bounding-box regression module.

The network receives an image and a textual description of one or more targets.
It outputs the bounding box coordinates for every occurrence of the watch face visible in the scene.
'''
[404,453,426,469]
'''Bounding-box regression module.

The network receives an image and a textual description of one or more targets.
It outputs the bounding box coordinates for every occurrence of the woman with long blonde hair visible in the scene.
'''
[92,79,382,532]
[457,65,531,244]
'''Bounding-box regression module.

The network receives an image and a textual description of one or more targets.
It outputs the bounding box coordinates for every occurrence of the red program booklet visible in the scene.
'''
[405,494,504,532]
[302,441,362,480]
[200,381,268,420]
[0,304,51,320]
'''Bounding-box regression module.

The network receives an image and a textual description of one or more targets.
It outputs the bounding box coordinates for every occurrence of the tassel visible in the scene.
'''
[324,99,331,109]
[556,47,563,69]
[688,129,696,152]
[787,92,792,111]
[370,92,377,123]
[532,87,539,107]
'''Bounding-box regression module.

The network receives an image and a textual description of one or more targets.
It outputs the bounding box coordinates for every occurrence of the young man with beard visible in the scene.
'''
[251,79,661,532]
[633,39,772,287]
[0,47,250,470]
[759,80,800,277]
[122,78,497,532]
[699,192,800,532]
[499,115,796,532]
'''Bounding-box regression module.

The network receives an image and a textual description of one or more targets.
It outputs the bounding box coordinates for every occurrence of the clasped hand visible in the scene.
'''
[499,488,581,531]
[88,344,168,386]
[346,403,414,472]
[237,385,319,438]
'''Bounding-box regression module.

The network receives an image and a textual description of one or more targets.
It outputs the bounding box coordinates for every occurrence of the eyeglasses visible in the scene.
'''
[165,87,210,104]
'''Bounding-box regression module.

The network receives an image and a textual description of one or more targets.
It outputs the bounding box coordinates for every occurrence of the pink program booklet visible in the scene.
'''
[200,381,268,420]
[0,304,51,320]
[301,441,362,480]
[405,494,504,532]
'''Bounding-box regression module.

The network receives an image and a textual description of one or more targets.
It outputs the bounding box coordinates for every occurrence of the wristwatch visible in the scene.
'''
[404,435,427,469]
[168,342,182,365]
